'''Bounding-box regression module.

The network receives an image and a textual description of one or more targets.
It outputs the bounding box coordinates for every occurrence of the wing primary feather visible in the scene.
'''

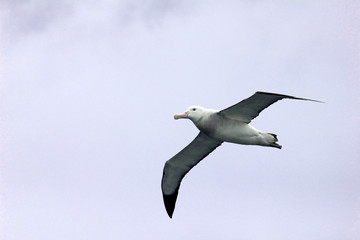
[162,189,179,218]
[255,91,323,103]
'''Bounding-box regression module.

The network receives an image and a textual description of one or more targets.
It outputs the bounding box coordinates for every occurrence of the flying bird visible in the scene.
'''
[161,91,321,218]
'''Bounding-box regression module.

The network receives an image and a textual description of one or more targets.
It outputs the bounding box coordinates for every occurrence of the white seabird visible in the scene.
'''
[161,91,322,218]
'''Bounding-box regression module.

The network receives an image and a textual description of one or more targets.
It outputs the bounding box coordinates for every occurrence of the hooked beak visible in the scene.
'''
[174,111,189,120]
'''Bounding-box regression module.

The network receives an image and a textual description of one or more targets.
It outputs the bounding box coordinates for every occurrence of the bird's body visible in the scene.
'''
[194,110,279,148]
[161,91,321,218]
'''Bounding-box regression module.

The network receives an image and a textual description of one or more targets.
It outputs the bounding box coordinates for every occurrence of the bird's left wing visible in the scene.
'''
[219,91,322,124]
[161,132,222,218]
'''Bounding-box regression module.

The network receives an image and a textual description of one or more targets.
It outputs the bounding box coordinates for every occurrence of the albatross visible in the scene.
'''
[161,91,322,218]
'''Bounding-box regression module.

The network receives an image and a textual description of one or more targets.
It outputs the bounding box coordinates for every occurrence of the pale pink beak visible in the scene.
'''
[174,111,189,120]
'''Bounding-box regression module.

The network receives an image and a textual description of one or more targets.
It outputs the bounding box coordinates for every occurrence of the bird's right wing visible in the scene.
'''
[161,132,222,218]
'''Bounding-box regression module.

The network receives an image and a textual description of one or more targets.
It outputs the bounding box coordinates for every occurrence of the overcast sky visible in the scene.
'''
[1,1,360,239]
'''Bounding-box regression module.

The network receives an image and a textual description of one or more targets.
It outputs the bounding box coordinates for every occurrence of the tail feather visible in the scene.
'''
[267,133,278,141]
[267,133,282,149]
[271,142,282,149]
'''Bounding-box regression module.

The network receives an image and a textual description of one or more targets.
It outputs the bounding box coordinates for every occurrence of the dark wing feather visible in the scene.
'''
[161,132,222,218]
[219,91,322,123]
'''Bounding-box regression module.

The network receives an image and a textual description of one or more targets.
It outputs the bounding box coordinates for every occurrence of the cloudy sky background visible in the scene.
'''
[1,1,360,239]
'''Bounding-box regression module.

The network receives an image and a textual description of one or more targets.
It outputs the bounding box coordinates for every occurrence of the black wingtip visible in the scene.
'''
[163,192,178,218]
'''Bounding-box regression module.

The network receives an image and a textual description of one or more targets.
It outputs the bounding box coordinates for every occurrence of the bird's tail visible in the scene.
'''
[267,133,282,149]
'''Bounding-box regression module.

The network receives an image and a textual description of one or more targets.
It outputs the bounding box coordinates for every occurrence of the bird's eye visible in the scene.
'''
[192,108,196,111]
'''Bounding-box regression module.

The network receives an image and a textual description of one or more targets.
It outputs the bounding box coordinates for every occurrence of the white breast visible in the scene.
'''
[195,114,262,145]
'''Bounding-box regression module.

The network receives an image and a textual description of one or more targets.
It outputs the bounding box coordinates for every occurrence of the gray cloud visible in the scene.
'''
[1,0,193,41]
[1,0,74,39]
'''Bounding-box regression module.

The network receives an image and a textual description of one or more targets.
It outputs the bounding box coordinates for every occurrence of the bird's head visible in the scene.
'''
[174,106,205,123]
